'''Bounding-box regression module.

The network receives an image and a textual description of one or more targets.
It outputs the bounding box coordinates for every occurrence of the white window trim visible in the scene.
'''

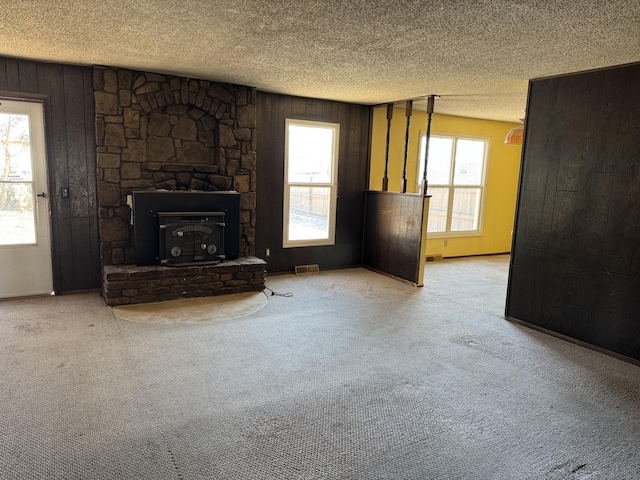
[283,119,340,248]
[417,132,490,238]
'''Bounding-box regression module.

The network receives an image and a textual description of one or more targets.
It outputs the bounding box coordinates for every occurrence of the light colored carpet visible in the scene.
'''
[112,292,269,324]
[1,255,639,479]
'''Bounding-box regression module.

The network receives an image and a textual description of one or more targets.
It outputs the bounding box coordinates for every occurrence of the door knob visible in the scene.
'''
[36,192,47,198]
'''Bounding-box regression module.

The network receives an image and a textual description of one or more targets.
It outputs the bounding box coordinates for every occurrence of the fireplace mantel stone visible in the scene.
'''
[94,66,257,267]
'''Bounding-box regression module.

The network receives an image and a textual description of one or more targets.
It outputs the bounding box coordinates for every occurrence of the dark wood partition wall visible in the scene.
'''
[506,62,640,361]
[363,192,428,285]
[0,58,99,292]
[256,92,371,273]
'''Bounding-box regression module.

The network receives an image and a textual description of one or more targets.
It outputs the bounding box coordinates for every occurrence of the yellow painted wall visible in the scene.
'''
[369,106,522,257]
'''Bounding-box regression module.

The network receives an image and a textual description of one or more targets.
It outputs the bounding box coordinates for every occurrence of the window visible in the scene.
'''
[417,134,489,236]
[0,110,36,245]
[283,119,339,248]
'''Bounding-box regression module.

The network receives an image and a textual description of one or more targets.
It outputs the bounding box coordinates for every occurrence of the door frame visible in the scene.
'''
[0,93,56,296]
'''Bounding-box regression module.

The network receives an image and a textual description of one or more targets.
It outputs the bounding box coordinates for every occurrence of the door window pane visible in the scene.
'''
[1,111,36,245]
[0,182,36,245]
[426,187,449,233]
[1,113,32,181]
[451,188,481,231]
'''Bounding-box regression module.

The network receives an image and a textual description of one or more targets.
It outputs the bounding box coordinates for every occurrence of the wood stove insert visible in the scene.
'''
[158,212,225,266]
[132,191,240,266]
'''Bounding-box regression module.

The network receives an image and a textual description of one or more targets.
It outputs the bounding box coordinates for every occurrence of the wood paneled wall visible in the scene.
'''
[506,62,640,361]
[256,93,371,273]
[0,57,99,292]
[363,191,428,285]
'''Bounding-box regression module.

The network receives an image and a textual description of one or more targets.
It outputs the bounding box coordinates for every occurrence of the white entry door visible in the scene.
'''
[0,99,53,298]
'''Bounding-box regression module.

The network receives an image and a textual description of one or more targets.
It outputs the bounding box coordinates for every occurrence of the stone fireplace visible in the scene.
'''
[94,67,265,305]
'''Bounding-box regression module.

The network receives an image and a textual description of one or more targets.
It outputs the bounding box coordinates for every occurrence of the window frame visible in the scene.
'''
[417,132,490,238]
[283,118,340,248]
[0,107,38,247]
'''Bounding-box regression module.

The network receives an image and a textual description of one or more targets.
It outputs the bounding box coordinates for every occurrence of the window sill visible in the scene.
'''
[283,239,336,249]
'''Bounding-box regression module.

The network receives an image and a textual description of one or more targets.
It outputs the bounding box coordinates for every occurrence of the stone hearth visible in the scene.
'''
[102,257,266,306]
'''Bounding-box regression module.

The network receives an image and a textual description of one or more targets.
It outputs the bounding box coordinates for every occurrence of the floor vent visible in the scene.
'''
[426,254,444,262]
[294,264,320,274]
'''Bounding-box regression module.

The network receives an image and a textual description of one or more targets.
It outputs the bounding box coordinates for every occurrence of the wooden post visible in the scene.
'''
[382,103,393,191]
[400,100,412,193]
[420,95,435,197]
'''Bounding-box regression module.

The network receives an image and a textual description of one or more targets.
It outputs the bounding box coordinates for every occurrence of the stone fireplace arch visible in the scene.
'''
[94,67,256,266]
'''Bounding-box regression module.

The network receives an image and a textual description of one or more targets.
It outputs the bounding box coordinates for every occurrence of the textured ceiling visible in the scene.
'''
[1,0,639,122]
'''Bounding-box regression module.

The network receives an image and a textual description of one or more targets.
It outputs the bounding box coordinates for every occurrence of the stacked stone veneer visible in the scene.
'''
[94,66,257,266]
[103,257,267,306]
[94,66,261,305]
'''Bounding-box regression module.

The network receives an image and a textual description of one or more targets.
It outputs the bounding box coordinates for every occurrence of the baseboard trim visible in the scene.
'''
[505,316,640,367]
[439,252,510,260]
[60,288,102,295]
[0,293,54,302]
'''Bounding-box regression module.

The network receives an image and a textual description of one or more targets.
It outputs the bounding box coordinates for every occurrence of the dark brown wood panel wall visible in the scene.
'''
[0,57,99,292]
[362,191,426,285]
[256,92,371,273]
[506,62,640,361]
